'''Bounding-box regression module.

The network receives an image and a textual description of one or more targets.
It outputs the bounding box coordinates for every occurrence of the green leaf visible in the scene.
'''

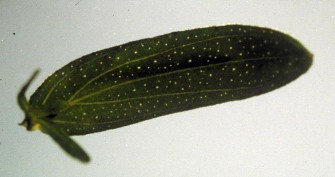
[35,118,90,163]
[19,25,313,162]
[18,70,39,113]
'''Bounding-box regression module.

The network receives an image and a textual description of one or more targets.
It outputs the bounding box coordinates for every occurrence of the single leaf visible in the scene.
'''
[18,70,39,114]
[18,25,313,162]
[35,117,90,163]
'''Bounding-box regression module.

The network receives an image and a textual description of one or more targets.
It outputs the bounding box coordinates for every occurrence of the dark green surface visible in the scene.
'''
[18,25,313,162]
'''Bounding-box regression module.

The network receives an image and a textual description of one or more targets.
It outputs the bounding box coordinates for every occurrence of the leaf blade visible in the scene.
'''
[28,25,312,136]
[35,118,90,163]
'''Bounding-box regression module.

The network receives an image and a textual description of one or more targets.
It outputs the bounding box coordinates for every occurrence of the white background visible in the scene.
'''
[1,1,335,177]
